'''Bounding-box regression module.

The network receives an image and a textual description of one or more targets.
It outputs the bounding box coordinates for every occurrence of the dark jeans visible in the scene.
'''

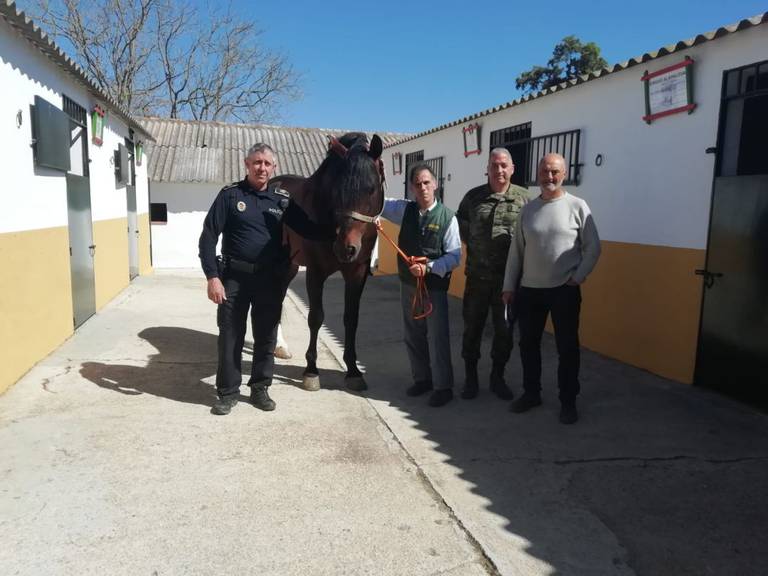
[517,285,581,404]
[462,275,512,364]
[216,269,287,398]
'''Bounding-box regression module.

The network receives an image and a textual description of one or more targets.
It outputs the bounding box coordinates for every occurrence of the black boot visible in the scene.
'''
[428,388,453,407]
[461,361,479,399]
[212,395,238,416]
[251,385,276,411]
[489,362,514,400]
[406,380,433,397]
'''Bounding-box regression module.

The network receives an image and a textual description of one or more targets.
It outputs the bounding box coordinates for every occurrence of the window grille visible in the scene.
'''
[491,127,582,186]
[62,95,87,126]
[490,122,531,147]
[723,59,768,99]
[62,94,89,176]
[422,156,445,202]
[718,59,768,177]
[403,150,424,197]
[490,122,532,186]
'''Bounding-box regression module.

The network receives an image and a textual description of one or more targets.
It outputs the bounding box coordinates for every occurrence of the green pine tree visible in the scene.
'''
[516,36,608,94]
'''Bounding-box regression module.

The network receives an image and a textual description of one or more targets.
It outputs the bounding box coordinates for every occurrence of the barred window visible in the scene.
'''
[403,150,424,197]
[490,124,582,186]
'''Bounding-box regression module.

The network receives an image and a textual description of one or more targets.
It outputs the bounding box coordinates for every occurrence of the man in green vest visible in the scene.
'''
[379,163,462,407]
[456,148,529,400]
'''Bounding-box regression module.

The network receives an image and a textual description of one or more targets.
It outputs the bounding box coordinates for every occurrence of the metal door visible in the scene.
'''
[695,60,768,409]
[127,183,139,279]
[66,173,96,327]
[125,137,139,280]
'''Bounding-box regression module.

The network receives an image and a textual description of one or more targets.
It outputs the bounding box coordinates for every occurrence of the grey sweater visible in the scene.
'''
[503,192,601,291]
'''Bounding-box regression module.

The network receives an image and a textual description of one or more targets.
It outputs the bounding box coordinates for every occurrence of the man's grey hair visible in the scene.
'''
[489,147,513,164]
[246,143,277,161]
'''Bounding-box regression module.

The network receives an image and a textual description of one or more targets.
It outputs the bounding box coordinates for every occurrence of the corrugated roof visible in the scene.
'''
[0,1,154,141]
[386,12,768,147]
[140,117,410,183]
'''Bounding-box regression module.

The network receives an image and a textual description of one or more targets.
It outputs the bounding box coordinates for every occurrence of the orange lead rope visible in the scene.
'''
[375,221,433,320]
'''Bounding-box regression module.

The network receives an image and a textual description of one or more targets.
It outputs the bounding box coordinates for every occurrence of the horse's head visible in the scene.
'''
[320,132,384,264]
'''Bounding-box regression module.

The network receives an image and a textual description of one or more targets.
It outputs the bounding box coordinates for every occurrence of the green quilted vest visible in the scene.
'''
[397,201,454,291]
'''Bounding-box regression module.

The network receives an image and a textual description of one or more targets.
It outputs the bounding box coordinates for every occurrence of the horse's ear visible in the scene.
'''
[368,135,383,161]
[328,136,348,158]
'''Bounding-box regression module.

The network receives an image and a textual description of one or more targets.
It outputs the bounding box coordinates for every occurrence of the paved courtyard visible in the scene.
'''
[1,270,767,575]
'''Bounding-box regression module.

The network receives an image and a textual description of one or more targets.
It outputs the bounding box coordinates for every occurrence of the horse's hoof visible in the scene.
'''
[302,374,321,391]
[274,345,292,360]
[345,376,367,392]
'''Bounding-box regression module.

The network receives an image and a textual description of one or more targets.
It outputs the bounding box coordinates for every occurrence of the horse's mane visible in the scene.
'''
[314,132,380,212]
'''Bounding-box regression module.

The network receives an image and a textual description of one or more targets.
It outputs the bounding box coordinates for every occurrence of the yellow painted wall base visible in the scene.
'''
[138,212,153,276]
[93,217,130,310]
[376,220,400,276]
[0,227,74,394]
[581,241,704,384]
[377,225,704,384]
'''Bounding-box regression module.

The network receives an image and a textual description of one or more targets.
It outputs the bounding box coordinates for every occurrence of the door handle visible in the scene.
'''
[695,269,723,289]
[88,244,96,257]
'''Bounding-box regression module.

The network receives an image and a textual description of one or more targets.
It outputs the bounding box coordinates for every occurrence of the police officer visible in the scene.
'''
[456,148,528,400]
[199,143,329,416]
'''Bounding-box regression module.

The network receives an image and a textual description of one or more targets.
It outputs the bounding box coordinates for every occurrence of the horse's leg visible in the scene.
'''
[274,309,292,359]
[341,264,370,391]
[302,267,327,391]
[275,263,299,360]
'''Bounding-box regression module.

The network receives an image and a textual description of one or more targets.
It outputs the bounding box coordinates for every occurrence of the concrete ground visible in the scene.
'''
[1,270,767,576]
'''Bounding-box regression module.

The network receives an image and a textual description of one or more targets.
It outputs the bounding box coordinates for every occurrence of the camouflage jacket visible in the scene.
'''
[456,183,528,279]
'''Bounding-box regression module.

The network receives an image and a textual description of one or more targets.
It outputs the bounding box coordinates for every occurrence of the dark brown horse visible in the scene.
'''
[272,132,384,391]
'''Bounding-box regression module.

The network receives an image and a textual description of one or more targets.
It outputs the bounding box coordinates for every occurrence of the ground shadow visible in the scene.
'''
[289,271,768,576]
[80,326,333,408]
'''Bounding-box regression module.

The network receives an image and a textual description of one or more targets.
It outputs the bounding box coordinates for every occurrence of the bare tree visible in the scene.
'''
[21,0,301,122]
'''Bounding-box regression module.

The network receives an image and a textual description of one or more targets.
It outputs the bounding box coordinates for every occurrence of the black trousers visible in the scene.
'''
[462,275,512,364]
[216,269,287,398]
[517,285,581,404]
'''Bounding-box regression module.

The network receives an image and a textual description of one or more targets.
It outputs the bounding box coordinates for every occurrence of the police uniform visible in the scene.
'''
[199,179,328,400]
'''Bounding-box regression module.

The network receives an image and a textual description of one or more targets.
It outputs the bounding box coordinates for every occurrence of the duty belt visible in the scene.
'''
[221,256,264,274]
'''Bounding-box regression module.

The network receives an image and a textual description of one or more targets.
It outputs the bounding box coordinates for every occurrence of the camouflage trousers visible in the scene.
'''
[461,274,513,364]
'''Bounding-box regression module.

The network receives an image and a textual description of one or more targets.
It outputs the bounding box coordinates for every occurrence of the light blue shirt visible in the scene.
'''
[381,198,462,278]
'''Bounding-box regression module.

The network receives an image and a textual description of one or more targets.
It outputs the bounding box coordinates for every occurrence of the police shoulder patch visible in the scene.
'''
[272,185,290,198]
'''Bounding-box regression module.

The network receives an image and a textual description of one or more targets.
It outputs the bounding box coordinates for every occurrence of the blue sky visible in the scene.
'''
[244,0,766,133]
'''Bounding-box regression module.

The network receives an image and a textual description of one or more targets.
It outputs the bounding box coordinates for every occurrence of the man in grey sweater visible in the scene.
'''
[502,153,601,424]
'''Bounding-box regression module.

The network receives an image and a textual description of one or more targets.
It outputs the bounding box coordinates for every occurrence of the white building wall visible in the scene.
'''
[150,182,222,268]
[90,114,130,222]
[0,16,150,234]
[0,17,68,233]
[384,24,768,251]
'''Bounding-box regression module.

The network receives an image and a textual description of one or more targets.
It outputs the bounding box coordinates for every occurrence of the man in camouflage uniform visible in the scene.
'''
[456,148,528,400]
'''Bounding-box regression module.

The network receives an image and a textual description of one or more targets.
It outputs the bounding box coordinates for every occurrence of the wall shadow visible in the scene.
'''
[288,271,768,576]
